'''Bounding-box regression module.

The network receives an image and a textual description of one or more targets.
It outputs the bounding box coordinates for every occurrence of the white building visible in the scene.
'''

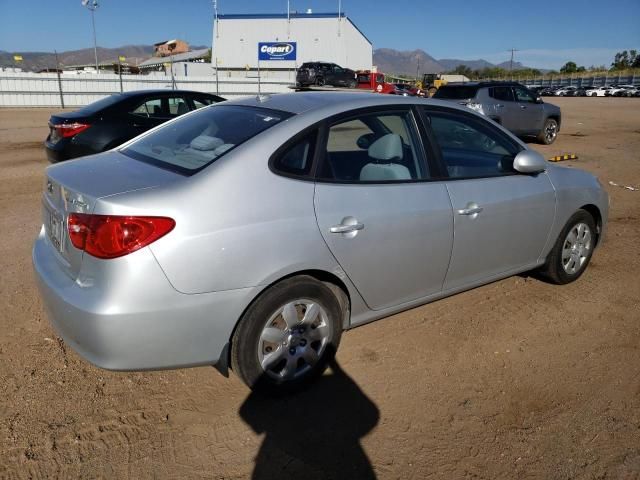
[211,12,372,80]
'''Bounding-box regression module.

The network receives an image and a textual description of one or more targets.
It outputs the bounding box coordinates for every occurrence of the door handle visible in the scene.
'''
[330,223,364,233]
[457,206,483,216]
[495,104,504,108]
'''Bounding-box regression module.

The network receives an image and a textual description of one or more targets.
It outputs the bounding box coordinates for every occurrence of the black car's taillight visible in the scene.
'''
[53,122,91,138]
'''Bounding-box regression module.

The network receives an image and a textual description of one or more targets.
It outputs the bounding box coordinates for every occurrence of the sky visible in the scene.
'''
[0,0,638,69]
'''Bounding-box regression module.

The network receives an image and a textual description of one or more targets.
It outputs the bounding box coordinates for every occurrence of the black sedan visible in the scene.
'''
[45,90,224,162]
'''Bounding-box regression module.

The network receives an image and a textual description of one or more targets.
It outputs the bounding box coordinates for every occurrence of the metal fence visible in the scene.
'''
[0,71,294,107]
[481,73,639,88]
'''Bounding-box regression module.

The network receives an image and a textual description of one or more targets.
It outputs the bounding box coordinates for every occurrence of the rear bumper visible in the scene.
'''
[32,228,260,371]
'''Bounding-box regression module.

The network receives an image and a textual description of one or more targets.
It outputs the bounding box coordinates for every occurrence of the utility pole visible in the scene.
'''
[508,48,518,80]
[81,0,100,73]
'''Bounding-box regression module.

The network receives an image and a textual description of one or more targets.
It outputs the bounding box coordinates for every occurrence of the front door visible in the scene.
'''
[421,107,556,291]
[512,85,544,135]
[314,107,453,311]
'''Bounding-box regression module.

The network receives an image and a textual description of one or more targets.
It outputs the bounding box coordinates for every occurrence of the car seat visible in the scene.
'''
[359,134,411,181]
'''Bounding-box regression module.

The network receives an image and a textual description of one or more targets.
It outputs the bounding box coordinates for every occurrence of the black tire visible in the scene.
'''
[537,118,559,145]
[591,92,597,97]
[316,77,325,87]
[231,276,344,393]
[539,209,596,285]
[347,79,357,89]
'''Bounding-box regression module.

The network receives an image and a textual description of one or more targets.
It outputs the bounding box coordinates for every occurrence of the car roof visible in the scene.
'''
[117,89,218,98]
[226,91,470,116]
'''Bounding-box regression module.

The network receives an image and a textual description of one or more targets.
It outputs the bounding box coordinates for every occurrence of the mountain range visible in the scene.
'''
[1,45,533,74]
[372,48,531,76]
[0,45,207,72]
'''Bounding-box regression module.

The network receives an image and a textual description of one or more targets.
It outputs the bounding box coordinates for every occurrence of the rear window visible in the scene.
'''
[74,94,124,114]
[121,105,291,175]
[433,86,479,100]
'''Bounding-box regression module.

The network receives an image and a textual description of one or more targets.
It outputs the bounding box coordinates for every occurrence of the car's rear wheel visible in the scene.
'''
[231,276,344,392]
[347,79,357,88]
[539,209,596,284]
[316,77,325,87]
[537,118,558,144]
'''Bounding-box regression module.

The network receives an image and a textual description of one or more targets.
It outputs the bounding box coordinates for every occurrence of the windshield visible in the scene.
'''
[433,86,479,100]
[121,105,291,175]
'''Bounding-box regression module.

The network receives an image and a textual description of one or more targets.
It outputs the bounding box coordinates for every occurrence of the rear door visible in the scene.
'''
[313,106,453,311]
[420,107,555,291]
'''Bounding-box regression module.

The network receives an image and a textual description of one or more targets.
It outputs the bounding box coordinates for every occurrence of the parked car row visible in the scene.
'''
[536,85,640,97]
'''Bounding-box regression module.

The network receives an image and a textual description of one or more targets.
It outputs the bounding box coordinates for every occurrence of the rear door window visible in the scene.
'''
[490,86,515,102]
[121,105,291,175]
[131,97,165,118]
[167,96,189,116]
[318,109,428,182]
[433,86,479,100]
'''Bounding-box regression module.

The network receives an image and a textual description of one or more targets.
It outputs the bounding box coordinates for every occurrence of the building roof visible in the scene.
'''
[138,48,210,67]
[217,12,371,45]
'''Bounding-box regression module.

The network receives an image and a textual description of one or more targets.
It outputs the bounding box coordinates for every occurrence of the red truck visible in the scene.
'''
[356,70,421,96]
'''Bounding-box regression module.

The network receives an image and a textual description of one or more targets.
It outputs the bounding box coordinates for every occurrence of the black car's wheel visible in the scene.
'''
[537,118,558,145]
[539,209,596,285]
[316,77,325,87]
[347,79,357,88]
[231,276,344,392]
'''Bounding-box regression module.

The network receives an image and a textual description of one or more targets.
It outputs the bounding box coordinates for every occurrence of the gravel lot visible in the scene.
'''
[1,98,639,479]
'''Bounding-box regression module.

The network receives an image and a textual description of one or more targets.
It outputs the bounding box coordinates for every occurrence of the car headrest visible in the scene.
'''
[190,135,224,151]
[368,134,402,162]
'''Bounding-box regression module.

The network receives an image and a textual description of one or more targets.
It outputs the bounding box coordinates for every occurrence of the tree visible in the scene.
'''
[560,61,578,73]
[610,50,638,70]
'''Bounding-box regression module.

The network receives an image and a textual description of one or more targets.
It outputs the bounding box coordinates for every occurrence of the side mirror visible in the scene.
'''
[513,149,547,174]
[536,96,544,104]
[356,133,376,150]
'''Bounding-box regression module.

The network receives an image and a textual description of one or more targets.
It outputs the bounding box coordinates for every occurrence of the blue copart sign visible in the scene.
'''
[258,42,297,61]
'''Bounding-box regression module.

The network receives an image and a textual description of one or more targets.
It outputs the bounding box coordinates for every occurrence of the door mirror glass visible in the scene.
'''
[535,96,543,104]
[356,133,376,149]
[513,149,546,174]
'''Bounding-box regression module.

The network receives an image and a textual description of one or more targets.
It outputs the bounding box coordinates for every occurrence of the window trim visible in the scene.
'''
[313,105,433,185]
[418,105,525,182]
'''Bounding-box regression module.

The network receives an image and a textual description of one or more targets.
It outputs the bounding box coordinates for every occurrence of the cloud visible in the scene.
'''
[460,48,629,69]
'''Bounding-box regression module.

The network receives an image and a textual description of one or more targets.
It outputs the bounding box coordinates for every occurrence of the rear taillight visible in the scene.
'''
[53,122,91,138]
[68,213,175,259]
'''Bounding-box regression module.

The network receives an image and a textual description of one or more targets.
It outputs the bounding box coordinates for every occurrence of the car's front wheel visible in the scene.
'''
[539,209,596,284]
[231,276,344,392]
[537,118,559,144]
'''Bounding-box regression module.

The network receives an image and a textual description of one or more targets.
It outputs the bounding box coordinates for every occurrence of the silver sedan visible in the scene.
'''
[33,92,609,392]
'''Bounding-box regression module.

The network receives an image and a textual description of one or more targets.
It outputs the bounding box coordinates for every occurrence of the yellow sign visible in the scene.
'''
[118,56,126,62]
[13,55,23,62]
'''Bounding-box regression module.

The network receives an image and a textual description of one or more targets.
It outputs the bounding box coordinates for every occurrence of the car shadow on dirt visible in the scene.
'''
[239,358,379,480]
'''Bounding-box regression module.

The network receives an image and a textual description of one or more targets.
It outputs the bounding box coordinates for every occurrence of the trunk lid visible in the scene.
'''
[42,151,181,279]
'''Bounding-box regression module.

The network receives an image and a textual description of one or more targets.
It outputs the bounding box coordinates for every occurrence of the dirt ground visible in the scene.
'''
[0,98,639,479]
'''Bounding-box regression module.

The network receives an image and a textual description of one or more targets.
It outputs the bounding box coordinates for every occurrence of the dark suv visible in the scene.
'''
[434,82,562,144]
[296,62,357,88]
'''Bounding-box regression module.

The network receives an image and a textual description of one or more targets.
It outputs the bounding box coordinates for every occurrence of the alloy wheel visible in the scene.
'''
[257,299,331,381]
[562,222,592,275]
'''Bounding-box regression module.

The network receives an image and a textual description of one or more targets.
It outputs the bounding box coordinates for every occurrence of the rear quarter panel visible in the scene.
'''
[96,124,346,296]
